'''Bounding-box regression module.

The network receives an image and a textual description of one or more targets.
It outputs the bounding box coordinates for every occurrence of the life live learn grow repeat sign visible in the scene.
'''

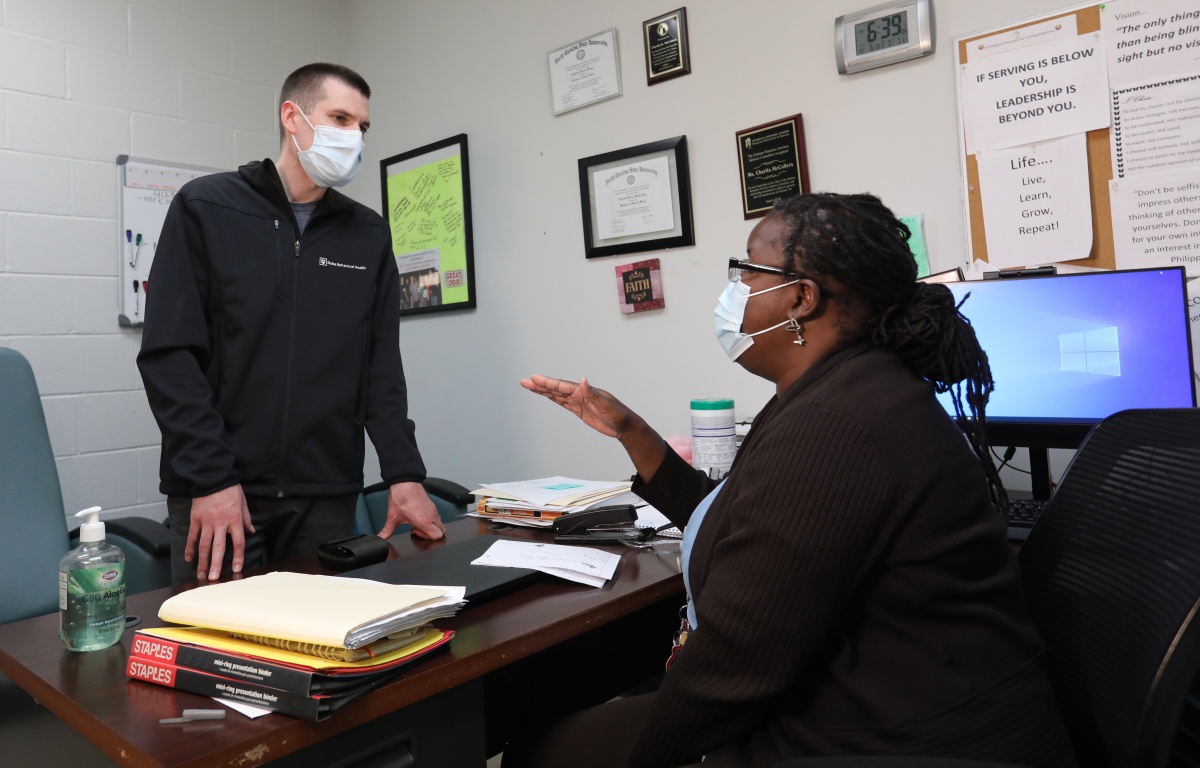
[960,32,1110,155]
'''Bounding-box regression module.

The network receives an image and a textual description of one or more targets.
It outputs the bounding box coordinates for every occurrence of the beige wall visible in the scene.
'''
[342,0,1077,489]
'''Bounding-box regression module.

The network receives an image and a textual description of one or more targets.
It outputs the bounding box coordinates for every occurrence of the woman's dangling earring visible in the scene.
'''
[786,317,805,346]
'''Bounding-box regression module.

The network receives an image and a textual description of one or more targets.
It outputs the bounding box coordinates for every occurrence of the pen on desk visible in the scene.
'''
[159,709,226,724]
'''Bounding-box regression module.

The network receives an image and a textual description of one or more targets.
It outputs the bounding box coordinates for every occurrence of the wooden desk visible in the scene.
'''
[0,519,684,767]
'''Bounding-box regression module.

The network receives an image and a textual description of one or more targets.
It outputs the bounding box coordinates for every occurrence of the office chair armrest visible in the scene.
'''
[106,517,171,556]
[362,478,474,507]
[70,517,171,557]
[422,477,474,507]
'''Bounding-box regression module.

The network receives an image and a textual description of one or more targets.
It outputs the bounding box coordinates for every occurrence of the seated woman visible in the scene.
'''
[508,193,1075,768]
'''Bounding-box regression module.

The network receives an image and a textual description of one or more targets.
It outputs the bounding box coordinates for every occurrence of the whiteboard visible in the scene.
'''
[116,156,221,327]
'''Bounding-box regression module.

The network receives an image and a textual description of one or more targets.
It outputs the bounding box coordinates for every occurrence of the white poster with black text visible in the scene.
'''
[977,133,1094,268]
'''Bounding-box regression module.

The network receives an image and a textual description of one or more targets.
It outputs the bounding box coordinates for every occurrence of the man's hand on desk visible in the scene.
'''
[379,481,446,540]
[187,484,255,581]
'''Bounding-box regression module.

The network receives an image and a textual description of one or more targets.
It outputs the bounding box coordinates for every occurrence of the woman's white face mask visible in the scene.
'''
[713,278,797,361]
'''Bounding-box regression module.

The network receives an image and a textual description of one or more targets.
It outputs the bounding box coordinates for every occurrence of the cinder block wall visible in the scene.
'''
[0,0,346,522]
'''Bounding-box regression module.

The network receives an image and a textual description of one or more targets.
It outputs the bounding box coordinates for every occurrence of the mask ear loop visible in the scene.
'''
[288,102,317,154]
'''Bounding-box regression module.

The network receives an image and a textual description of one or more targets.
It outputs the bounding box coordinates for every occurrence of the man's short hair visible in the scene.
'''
[279,63,371,142]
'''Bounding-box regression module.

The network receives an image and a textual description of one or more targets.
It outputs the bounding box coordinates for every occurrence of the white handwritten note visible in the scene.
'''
[1110,168,1200,275]
[960,33,1110,153]
[978,134,1093,268]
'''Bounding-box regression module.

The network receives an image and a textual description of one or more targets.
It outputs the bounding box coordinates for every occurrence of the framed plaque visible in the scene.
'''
[615,258,665,314]
[548,28,622,116]
[379,134,477,318]
[735,114,811,219]
[643,8,691,85]
[578,136,695,259]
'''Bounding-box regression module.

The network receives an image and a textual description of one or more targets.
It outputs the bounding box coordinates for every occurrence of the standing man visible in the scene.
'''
[139,63,444,584]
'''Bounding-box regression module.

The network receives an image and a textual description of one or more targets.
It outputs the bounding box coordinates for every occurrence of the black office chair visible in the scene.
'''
[1017,408,1200,767]
[777,409,1200,768]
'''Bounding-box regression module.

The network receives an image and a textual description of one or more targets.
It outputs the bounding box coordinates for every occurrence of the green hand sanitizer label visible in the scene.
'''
[59,564,126,648]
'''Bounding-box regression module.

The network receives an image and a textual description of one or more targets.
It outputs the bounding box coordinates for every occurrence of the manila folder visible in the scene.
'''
[158,572,447,649]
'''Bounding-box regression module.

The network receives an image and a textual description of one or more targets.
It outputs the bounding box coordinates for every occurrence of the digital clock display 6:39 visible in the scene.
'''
[854,11,909,55]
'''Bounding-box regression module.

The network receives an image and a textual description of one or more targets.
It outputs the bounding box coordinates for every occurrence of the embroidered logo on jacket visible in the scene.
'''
[318,257,366,271]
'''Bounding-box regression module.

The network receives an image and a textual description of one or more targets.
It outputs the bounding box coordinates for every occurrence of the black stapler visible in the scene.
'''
[552,504,637,536]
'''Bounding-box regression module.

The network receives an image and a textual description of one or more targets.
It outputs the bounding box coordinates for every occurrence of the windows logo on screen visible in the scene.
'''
[1059,327,1120,376]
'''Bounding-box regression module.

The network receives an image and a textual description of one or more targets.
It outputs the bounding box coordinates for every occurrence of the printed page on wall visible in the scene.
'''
[957,0,1200,273]
[1103,0,1200,275]
[958,17,1110,267]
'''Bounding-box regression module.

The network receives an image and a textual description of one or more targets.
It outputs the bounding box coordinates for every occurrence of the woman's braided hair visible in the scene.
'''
[770,192,1007,508]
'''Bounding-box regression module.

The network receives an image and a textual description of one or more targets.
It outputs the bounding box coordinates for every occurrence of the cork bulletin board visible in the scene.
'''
[955,3,1115,270]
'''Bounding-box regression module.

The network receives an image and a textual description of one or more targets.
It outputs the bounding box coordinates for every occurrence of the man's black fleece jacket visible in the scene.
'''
[138,159,425,499]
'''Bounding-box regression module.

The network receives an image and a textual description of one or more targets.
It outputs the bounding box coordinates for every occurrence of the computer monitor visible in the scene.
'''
[936,267,1196,498]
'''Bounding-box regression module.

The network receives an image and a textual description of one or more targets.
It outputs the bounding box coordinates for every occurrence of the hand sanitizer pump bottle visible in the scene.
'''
[59,506,126,651]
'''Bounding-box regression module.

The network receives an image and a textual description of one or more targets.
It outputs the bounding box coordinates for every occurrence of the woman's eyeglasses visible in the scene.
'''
[728,258,803,283]
[727,258,836,298]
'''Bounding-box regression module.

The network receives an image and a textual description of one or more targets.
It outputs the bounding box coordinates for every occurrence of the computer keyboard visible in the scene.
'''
[1004,498,1047,528]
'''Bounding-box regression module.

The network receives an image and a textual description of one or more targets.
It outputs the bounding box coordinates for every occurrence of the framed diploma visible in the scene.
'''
[548,28,622,116]
[643,8,691,85]
[379,134,477,318]
[578,136,695,259]
[735,114,811,219]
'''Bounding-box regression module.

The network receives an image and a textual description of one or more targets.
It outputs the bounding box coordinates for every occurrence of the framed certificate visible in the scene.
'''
[548,28,622,116]
[578,136,695,259]
[643,8,691,85]
[735,114,811,219]
[379,134,477,318]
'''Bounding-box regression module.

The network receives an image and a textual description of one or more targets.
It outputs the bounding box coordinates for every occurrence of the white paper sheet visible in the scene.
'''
[1110,168,1200,274]
[966,16,1078,62]
[977,134,1094,267]
[960,33,1110,153]
[215,698,271,719]
[473,477,630,508]
[633,505,682,538]
[471,540,620,589]
[1102,0,1200,91]
[1109,74,1200,178]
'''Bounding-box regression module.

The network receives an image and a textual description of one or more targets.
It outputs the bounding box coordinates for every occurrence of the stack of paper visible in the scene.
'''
[472,540,621,588]
[158,572,465,649]
[136,573,467,720]
[469,476,635,528]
